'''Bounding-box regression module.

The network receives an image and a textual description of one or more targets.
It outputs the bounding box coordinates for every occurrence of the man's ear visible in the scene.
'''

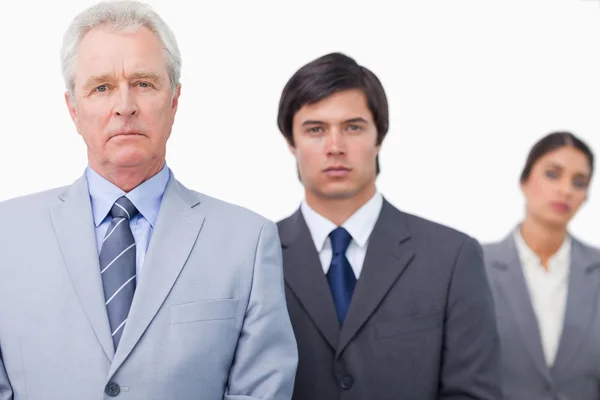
[171,83,182,114]
[286,133,297,156]
[65,91,78,124]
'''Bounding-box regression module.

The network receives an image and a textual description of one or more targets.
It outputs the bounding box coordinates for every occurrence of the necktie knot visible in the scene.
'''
[110,196,139,221]
[330,227,352,256]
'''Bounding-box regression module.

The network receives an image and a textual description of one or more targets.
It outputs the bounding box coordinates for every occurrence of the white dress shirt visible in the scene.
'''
[514,228,571,367]
[300,192,383,279]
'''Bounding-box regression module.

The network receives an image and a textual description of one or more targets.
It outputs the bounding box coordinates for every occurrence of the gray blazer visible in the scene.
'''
[278,199,502,400]
[484,233,600,400]
[0,173,298,400]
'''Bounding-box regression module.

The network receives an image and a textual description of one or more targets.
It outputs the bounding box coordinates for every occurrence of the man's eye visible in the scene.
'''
[136,81,154,89]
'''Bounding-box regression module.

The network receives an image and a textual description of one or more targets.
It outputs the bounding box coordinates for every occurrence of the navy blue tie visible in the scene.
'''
[327,227,356,325]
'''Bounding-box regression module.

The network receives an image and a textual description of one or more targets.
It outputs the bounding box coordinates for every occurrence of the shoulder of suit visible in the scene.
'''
[0,185,68,215]
[571,235,600,260]
[187,188,272,228]
[479,235,514,267]
[275,200,478,246]
[390,205,476,246]
[276,211,297,229]
[479,233,600,265]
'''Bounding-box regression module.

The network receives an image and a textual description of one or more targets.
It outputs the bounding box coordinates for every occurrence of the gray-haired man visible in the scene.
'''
[0,1,297,399]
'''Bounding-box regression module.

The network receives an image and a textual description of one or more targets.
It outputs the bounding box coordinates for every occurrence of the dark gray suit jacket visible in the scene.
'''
[484,233,600,400]
[278,199,502,400]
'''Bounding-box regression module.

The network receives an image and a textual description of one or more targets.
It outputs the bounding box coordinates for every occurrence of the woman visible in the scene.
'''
[484,131,599,399]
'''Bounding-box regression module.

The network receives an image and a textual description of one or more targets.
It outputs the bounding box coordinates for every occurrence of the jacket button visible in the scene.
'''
[340,375,354,390]
[105,382,120,397]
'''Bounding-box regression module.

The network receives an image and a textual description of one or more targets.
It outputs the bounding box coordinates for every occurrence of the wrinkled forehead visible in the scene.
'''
[74,25,168,85]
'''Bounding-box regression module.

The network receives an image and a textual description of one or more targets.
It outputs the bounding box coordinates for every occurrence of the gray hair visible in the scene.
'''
[60,0,181,98]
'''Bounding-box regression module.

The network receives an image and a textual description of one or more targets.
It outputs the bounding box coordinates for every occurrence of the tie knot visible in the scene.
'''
[329,227,352,256]
[110,196,139,221]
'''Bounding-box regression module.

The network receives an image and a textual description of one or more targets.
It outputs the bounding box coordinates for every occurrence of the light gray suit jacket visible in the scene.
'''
[484,233,600,400]
[0,173,298,400]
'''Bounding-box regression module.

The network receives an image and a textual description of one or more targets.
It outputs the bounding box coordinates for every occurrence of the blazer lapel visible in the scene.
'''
[551,238,600,376]
[108,177,204,377]
[279,209,341,350]
[337,200,415,357]
[50,175,115,361]
[491,234,552,385]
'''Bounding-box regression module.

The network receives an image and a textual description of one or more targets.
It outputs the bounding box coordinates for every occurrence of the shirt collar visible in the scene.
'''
[301,192,383,252]
[513,225,571,269]
[86,164,170,228]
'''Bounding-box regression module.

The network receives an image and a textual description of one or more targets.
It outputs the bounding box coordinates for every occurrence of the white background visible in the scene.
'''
[0,0,598,246]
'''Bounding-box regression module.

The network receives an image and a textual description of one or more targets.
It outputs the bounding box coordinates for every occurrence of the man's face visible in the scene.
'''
[65,25,180,174]
[290,89,380,202]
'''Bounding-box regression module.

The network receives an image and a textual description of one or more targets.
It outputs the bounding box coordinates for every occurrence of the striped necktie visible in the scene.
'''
[99,196,138,348]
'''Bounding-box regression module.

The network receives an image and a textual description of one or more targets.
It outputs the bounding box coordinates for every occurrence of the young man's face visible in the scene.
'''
[289,89,380,203]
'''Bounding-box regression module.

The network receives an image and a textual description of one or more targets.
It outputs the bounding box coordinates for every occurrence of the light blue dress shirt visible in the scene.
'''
[86,164,170,278]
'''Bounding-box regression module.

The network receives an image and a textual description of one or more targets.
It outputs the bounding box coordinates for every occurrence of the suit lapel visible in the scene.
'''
[337,200,414,357]
[108,177,204,377]
[551,239,600,376]
[50,175,115,361]
[279,210,341,350]
[492,234,552,385]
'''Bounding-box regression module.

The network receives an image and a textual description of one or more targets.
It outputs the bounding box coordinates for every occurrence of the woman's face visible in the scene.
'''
[521,146,592,228]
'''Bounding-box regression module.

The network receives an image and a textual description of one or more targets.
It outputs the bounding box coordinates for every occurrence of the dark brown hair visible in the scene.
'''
[277,52,389,174]
[520,131,594,182]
